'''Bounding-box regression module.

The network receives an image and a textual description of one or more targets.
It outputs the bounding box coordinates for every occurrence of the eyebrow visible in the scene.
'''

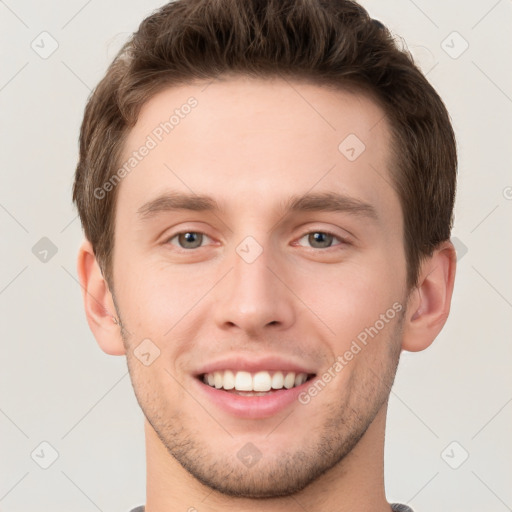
[136,191,378,222]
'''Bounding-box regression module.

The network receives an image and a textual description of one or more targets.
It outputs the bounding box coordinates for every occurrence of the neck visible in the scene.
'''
[144,402,392,512]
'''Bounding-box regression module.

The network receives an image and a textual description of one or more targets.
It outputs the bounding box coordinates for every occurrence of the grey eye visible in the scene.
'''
[170,232,205,249]
[298,232,339,249]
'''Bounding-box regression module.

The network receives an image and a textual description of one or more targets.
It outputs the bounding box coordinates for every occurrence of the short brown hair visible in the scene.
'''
[73,0,457,290]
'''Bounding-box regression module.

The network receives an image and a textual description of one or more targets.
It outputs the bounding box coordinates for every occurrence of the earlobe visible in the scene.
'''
[402,241,457,352]
[76,239,126,356]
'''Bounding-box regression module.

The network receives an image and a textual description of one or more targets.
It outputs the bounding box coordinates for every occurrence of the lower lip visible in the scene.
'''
[193,377,313,419]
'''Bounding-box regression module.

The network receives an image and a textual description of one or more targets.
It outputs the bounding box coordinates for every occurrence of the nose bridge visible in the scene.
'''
[233,239,274,302]
[213,234,295,333]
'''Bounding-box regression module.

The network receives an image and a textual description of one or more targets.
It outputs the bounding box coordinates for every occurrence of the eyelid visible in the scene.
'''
[159,221,217,243]
[294,228,351,248]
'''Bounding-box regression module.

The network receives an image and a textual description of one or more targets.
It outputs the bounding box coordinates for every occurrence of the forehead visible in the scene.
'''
[117,76,398,222]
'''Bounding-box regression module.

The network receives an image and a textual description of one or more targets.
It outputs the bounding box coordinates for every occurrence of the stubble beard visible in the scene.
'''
[117,301,404,498]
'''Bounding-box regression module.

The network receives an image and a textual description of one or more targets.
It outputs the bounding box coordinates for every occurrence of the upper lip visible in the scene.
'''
[195,355,316,376]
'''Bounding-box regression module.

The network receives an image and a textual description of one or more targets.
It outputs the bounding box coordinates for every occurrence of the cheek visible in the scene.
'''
[114,254,211,330]
[298,258,404,339]
[297,276,404,385]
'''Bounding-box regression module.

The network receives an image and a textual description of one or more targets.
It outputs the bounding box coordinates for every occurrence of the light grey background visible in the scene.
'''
[1,1,511,511]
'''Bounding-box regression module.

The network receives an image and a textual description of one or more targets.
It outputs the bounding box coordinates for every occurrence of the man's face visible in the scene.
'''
[111,76,408,497]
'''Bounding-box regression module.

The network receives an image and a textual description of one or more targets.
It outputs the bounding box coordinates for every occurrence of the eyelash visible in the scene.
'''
[165,229,349,251]
[295,230,348,249]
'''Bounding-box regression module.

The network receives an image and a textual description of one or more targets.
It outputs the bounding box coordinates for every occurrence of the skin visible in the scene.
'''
[78,76,456,512]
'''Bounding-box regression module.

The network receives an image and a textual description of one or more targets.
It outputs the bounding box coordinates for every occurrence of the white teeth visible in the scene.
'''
[202,370,309,392]
[283,372,295,389]
[271,371,284,389]
[295,373,307,386]
[234,371,253,391]
[223,370,235,390]
[253,371,272,392]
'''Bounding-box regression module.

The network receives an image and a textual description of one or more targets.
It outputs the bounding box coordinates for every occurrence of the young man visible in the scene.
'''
[73,1,457,510]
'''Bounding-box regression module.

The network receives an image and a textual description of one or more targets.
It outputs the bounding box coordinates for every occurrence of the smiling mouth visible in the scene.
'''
[199,370,316,395]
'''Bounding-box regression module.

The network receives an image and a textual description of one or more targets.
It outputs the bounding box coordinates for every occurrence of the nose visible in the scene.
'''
[213,238,296,337]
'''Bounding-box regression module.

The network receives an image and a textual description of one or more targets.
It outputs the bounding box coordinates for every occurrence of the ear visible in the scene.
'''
[401,240,457,352]
[76,239,126,355]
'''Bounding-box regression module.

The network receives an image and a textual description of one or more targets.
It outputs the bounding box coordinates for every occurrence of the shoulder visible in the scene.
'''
[391,504,415,512]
